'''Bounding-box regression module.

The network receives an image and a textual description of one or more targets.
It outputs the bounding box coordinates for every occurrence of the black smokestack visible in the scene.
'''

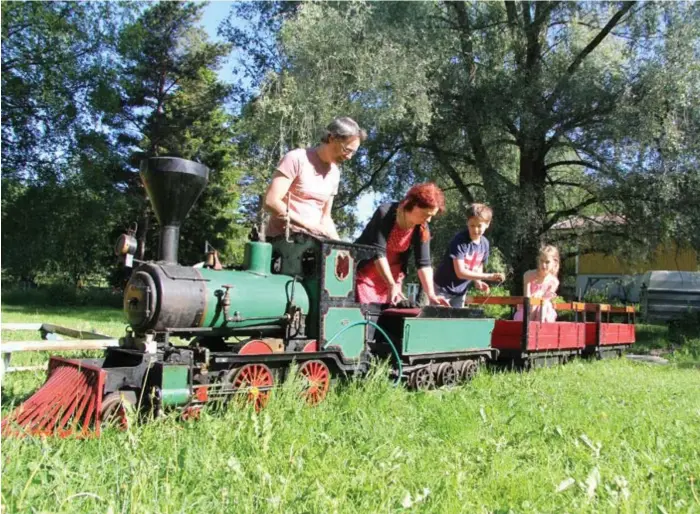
[140,157,209,264]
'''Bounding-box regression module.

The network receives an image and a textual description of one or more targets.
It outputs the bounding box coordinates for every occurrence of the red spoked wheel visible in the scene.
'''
[299,360,330,405]
[181,405,202,421]
[232,364,274,411]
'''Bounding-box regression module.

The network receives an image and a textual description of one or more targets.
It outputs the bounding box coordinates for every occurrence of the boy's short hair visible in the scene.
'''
[466,203,493,223]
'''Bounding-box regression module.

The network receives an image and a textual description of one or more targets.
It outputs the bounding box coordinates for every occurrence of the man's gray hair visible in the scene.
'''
[321,117,367,143]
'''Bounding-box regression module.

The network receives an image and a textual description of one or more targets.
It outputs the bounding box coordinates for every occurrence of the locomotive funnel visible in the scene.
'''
[140,157,209,264]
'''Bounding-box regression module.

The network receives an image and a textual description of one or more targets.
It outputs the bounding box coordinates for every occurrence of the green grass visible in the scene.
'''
[2,306,700,513]
[1,305,127,396]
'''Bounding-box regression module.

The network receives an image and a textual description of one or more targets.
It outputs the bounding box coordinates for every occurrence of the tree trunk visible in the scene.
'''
[511,143,547,295]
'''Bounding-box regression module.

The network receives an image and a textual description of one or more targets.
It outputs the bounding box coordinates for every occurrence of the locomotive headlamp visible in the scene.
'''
[115,223,138,267]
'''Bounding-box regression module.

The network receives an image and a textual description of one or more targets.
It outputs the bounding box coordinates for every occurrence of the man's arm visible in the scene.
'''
[264,174,328,236]
[320,195,340,240]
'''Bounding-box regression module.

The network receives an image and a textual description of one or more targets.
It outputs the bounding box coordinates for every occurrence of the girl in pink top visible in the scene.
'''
[514,245,560,322]
[264,117,367,239]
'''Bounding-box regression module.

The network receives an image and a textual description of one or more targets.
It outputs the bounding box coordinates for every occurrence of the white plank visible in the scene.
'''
[1,323,43,331]
[1,339,120,353]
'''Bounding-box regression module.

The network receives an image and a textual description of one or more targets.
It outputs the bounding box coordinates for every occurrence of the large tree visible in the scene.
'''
[1,1,119,183]
[230,1,700,291]
[99,1,247,265]
[1,2,248,285]
[1,1,129,284]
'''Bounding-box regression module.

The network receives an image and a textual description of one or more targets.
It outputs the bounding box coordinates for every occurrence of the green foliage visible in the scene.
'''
[1,175,129,285]
[1,1,123,183]
[1,2,249,284]
[632,323,700,364]
[469,284,513,320]
[668,311,700,349]
[230,1,700,292]
[1,285,122,308]
[4,1,700,289]
[0,2,136,285]
[103,1,247,265]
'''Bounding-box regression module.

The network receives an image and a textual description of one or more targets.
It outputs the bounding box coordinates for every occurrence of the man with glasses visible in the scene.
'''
[264,117,367,240]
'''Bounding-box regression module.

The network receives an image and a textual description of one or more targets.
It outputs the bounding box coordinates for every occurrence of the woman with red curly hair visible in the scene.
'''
[354,183,450,306]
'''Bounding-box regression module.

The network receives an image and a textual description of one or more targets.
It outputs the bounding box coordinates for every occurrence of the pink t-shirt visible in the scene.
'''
[266,148,340,238]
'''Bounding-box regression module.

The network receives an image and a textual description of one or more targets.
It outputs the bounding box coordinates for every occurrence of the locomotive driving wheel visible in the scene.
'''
[100,390,137,431]
[298,360,330,405]
[410,367,435,390]
[436,362,459,387]
[232,363,274,411]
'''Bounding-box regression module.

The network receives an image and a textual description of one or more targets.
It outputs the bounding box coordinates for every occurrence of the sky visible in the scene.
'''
[200,1,241,85]
[200,1,379,234]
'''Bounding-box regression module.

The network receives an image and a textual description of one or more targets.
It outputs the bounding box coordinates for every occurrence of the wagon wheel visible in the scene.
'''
[436,362,458,387]
[181,405,202,421]
[460,360,478,383]
[299,360,331,405]
[232,363,274,411]
[410,367,435,390]
[100,390,137,431]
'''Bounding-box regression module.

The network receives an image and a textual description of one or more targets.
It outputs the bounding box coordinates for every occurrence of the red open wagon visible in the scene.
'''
[465,297,635,367]
[576,303,636,358]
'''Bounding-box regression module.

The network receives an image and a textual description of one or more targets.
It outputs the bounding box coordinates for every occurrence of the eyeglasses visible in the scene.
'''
[339,141,358,157]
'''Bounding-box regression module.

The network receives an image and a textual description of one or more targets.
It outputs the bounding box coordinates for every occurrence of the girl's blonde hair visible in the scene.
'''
[539,245,560,275]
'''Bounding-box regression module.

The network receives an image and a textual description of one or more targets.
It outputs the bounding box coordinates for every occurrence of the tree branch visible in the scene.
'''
[544,160,600,172]
[334,145,403,210]
[547,178,597,196]
[427,140,475,204]
[546,2,635,111]
[542,196,600,233]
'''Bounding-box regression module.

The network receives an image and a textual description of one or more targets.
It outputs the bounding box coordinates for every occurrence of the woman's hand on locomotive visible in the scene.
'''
[389,282,407,305]
[428,294,450,307]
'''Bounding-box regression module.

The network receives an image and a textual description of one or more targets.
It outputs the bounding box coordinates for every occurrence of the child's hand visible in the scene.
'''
[489,272,505,283]
[428,294,450,307]
[475,280,490,292]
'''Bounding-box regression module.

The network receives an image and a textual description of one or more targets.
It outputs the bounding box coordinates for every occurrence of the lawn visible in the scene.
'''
[1,305,699,513]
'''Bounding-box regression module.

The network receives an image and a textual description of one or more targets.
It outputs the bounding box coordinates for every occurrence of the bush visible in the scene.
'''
[470,284,513,319]
[1,284,122,308]
[668,310,700,345]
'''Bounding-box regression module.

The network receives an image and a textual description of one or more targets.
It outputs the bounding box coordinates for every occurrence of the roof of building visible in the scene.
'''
[551,214,627,231]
